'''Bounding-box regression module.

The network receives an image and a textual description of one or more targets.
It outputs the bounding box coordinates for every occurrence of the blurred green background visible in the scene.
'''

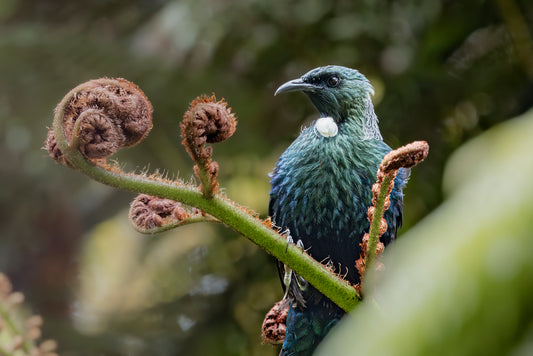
[1,0,532,355]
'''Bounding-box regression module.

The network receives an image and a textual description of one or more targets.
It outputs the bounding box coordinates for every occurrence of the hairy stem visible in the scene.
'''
[52,85,359,311]
[66,152,359,311]
[365,174,393,271]
[197,164,215,198]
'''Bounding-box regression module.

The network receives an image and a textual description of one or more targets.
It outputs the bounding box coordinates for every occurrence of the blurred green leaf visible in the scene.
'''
[319,108,533,355]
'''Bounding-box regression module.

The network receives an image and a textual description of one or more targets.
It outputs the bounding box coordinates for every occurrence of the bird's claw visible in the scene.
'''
[282,229,305,253]
[281,229,293,299]
[282,234,308,299]
[282,229,292,252]
[296,239,305,251]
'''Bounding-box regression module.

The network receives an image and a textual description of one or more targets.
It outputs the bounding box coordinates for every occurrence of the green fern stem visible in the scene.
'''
[365,174,394,272]
[52,86,360,312]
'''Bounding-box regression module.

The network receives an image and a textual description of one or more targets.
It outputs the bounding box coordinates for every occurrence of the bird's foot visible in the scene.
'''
[282,228,292,252]
[281,229,308,299]
[281,230,308,298]
[295,273,308,292]
[294,240,308,291]
[282,263,292,300]
[281,229,294,299]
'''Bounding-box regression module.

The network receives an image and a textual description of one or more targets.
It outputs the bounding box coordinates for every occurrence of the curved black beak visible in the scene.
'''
[275,78,317,96]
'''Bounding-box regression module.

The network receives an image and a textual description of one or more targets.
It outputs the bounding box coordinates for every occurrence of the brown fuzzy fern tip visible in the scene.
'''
[261,299,290,345]
[44,78,153,164]
[355,140,429,291]
[180,95,237,197]
[129,194,203,232]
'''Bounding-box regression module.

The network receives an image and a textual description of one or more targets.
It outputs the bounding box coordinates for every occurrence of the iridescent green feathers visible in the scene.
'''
[270,66,408,356]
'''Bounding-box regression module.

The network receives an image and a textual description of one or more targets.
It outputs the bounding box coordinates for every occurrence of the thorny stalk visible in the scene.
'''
[357,141,429,290]
[45,78,428,324]
[44,78,360,313]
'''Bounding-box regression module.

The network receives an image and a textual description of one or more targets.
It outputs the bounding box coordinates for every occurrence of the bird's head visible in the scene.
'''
[275,65,375,124]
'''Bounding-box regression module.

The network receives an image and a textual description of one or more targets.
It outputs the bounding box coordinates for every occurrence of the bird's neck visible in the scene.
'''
[341,94,382,141]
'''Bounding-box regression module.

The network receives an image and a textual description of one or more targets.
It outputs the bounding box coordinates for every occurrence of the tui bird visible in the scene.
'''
[269,65,409,356]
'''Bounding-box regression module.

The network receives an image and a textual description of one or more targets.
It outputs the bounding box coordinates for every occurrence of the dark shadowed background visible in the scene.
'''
[1,0,532,355]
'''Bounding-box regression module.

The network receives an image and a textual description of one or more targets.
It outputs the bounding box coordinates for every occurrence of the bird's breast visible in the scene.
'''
[270,132,377,242]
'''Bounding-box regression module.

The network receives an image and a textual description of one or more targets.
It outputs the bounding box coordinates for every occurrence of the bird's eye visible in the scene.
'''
[327,76,340,87]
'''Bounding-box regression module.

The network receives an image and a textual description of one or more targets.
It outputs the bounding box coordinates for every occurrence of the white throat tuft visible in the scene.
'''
[315,116,338,138]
